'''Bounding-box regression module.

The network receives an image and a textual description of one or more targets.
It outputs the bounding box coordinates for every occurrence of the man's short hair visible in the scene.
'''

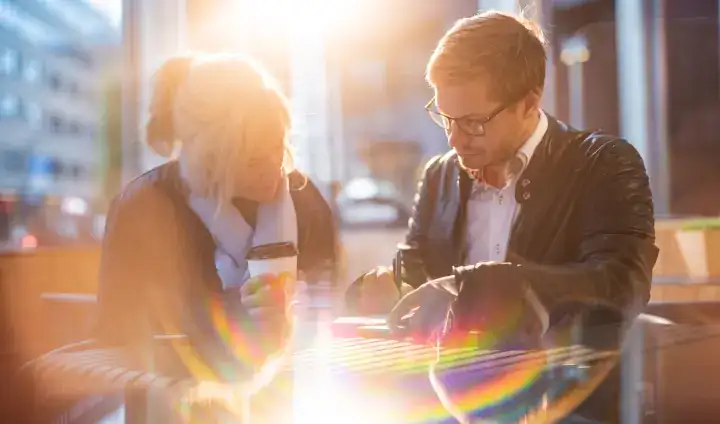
[426,11,547,103]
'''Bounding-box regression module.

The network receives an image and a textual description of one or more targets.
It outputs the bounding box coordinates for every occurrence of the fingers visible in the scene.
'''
[387,288,422,333]
[388,285,455,343]
[357,267,399,314]
[240,274,267,297]
[410,299,452,343]
[241,285,284,309]
[375,266,395,287]
[362,267,393,287]
[243,289,287,329]
[240,273,290,297]
[246,305,285,321]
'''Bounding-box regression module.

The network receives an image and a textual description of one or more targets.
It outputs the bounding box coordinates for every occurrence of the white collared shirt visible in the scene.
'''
[464,111,550,333]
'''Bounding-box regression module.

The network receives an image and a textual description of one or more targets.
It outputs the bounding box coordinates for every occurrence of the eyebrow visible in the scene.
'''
[433,99,494,119]
[438,108,491,120]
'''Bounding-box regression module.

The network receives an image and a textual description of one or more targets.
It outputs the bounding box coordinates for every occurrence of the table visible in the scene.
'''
[29,322,619,424]
[281,337,618,423]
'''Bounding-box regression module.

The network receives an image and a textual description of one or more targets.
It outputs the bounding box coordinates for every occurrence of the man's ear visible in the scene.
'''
[522,90,542,118]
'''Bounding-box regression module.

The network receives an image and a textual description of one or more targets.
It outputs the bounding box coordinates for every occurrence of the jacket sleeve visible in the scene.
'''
[398,154,444,288]
[94,186,175,347]
[453,139,658,327]
[292,173,340,280]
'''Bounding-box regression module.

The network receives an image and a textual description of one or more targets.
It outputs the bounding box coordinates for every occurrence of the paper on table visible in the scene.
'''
[331,316,388,338]
[333,316,387,326]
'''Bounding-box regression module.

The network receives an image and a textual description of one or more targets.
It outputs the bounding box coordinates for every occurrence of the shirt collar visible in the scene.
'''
[516,110,548,172]
[470,111,548,190]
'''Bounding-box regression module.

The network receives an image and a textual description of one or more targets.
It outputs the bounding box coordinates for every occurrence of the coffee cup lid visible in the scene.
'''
[246,242,298,260]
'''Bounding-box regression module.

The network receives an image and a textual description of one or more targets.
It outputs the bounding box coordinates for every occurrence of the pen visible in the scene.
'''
[393,249,403,291]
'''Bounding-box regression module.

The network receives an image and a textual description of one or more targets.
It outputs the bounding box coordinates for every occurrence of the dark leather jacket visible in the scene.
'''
[390,115,658,335]
[95,162,337,378]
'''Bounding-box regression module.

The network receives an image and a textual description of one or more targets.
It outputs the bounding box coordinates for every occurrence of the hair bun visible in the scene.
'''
[145,56,193,157]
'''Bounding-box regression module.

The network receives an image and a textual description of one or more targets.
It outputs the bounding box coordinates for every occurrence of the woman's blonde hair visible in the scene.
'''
[145,53,294,204]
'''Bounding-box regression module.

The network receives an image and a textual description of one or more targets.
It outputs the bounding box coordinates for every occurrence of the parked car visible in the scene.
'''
[335,179,410,287]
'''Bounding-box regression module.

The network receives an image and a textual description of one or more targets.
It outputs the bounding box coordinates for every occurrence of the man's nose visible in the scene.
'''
[447,122,468,150]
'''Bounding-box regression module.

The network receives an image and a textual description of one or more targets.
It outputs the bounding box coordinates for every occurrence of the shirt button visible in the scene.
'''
[522,192,531,200]
[495,244,500,254]
[521,179,531,187]
[498,194,504,204]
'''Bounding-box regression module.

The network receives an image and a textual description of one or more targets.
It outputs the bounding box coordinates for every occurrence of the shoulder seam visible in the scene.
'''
[425,151,455,174]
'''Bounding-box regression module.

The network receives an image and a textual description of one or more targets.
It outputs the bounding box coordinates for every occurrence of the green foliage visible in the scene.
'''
[97,76,123,210]
[681,217,720,231]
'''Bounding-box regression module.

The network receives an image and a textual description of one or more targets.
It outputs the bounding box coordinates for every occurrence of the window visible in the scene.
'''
[0,95,19,118]
[0,48,19,76]
[1,149,28,173]
[48,73,62,90]
[16,97,24,119]
[71,164,83,178]
[67,121,80,135]
[47,158,61,178]
[23,59,41,83]
[48,115,63,133]
[24,102,42,128]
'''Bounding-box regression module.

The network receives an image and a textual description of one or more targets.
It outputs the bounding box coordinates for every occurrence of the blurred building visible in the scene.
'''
[0,0,119,201]
[0,0,120,246]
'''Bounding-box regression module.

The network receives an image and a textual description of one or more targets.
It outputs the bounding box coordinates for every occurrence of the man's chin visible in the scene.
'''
[458,156,487,172]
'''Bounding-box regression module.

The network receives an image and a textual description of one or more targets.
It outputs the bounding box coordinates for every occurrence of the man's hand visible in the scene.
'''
[451,262,547,348]
[387,276,457,343]
[356,266,401,315]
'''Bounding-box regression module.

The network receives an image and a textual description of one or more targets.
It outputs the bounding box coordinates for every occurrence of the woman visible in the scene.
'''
[94,53,338,386]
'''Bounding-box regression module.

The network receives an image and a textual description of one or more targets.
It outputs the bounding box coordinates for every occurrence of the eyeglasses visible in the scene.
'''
[425,98,513,136]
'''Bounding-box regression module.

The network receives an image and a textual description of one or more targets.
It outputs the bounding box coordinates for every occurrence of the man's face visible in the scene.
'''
[433,81,535,171]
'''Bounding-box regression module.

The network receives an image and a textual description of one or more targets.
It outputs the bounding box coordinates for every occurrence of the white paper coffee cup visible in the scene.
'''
[246,256,297,280]
[245,242,298,280]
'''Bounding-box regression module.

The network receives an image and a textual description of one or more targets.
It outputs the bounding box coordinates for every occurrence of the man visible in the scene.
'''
[346,11,658,423]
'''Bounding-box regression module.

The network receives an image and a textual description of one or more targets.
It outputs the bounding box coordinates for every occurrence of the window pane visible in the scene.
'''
[0,47,19,75]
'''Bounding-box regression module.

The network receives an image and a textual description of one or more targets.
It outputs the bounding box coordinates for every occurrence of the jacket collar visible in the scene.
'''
[444,115,580,262]
[455,114,569,191]
[518,111,548,171]
[513,115,579,204]
[468,111,549,191]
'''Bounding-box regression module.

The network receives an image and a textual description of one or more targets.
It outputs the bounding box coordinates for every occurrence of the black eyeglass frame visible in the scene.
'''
[424,97,517,136]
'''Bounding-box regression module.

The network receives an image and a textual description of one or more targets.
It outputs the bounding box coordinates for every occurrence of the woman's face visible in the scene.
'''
[233,123,286,203]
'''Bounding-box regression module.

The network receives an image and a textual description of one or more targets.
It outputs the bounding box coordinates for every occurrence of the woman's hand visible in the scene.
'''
[240,273,291,324]
[240,273,295,357]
